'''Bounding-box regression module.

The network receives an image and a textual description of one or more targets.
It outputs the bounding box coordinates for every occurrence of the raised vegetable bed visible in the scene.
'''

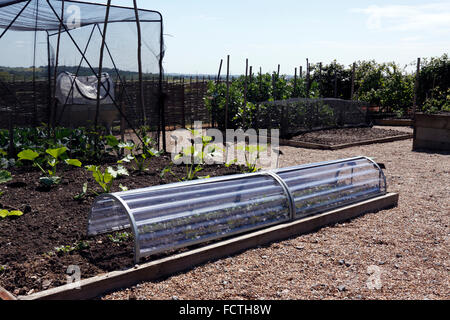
[373,119,413,126]
[413,113,450,151]
[0,155,398,300]
[283,127,413,150]
[0,156,241,296]
[20,192,398,300]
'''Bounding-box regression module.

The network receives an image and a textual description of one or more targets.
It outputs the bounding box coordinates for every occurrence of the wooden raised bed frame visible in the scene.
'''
[374,119,413,126]
[413,113,450,151]
[0,192,398,300]
[280,134,413,150]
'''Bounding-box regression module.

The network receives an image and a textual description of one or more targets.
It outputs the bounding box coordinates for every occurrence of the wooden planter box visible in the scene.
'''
[374,119,413,126]
[413,113,450,151]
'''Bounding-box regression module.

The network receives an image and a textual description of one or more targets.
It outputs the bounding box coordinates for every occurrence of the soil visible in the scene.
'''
[103,126,450,301]
[291,127,410,146]
[0,155,242,296]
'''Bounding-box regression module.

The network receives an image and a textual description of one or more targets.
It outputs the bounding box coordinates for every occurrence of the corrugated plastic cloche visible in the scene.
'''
[88,156,387,263]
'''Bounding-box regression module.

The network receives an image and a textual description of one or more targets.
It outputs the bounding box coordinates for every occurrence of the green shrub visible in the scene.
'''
[421,87,450,114]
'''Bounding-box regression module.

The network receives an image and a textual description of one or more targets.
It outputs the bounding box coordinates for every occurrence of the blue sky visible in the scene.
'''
[111,0,450,75]
[2,0,450,75]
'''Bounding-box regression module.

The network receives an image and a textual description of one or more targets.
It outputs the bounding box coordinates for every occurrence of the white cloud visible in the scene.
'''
[352,3,450,32]
[14,40,28,48]
[400,36,422,43]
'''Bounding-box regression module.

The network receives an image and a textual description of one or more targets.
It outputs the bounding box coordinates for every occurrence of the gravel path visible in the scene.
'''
[102,127,449,300]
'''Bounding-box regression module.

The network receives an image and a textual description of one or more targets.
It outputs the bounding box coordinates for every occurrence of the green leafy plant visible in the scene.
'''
[17,149,40,165]
[86,165,129,194]
[118,137,162,173]
[0,170,12,184]
[160,153,205,182]
[0,157,15,169]
[47,147,82,172]
[105,134,122,157]
[161,131,217,181]
[74,240,90,251]
[0,126,123,166]
[0,149,15,169]
[417,54,450,108]
[17,149,59,187]
[421,87,450,114]
[234,144,266,173]
[0,209,24,219]
[107,232,131,243]
[18,147,82,187]
[54,245,74,254]
[73,182,89,201]
[54,241,89,255]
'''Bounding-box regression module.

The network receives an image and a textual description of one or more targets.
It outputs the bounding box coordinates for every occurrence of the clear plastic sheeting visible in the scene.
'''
[89,174,292,261]
[55,72,114,104]
[88,156,387,263]
[276,157,386,218]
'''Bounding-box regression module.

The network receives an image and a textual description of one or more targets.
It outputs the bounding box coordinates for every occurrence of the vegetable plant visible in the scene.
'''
[73,182,88,201]
[160,150,207,181]
[118,136,162,173]
[227,144,266,173]
[0,126,124,164]
[0,209,23,219]
[46,147,82,176]
[161,131,217,181]
[107,232,131,243]
[86,165,129,194]
[0,170,12,184]
[0,157,15,169]
[0,149,15,169]
[105,135,122,158]
[54,241,90,255]
[18,147,82,186]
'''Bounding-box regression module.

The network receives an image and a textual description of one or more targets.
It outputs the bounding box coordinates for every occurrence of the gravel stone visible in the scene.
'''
[101,128,450,300]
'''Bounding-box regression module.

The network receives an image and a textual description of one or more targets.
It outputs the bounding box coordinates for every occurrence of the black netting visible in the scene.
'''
[0,0,162,31]
[256,98,370,138]
[0,0,26,9]
[0,0,164,146]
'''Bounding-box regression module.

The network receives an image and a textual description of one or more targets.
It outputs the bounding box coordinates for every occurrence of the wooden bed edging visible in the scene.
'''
[373,119,413,126]
[0,286,17,300]
[413,113,450,152]
[17,192,398,300]
[280,134,412,150]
